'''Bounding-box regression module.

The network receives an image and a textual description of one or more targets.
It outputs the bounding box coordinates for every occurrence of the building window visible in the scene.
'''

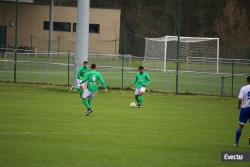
[43,21,71,32]
[89,24,100,33]
[73,23,100,33]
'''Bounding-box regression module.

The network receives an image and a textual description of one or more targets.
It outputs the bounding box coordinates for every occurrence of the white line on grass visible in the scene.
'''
[0,131,174,137]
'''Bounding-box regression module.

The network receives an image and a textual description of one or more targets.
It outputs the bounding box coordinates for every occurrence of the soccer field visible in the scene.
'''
[0,82,249,167]
[0,67,247,97]
[1,53,249,96]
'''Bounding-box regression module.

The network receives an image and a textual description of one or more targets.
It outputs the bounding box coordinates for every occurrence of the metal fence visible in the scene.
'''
[0,50,249,97]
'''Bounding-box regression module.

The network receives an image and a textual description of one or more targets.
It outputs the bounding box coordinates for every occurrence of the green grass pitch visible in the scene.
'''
[0,68,246,97]
[1,54,249,96]
[0,82,249,167]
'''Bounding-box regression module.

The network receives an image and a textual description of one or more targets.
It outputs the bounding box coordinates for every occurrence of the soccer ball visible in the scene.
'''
[130,102,136,108]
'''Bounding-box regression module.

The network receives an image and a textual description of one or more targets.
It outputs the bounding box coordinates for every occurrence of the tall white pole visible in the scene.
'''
[48,0,54,53]
[163,36,167,72]
[74,0,90,87]
[216,38,220,74]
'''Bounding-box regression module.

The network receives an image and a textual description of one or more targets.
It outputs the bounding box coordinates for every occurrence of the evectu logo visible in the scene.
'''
[221,152,250,162]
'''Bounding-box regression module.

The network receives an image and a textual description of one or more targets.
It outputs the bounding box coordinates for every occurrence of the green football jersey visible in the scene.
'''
[81,70,107,92]
[132,72,150,89]
[77,66,90,80]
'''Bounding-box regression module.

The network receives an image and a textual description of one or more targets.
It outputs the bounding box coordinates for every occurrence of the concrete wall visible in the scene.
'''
[0,3,120,54]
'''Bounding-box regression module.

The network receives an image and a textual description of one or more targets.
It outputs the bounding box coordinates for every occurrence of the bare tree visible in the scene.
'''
[215,0,250,58]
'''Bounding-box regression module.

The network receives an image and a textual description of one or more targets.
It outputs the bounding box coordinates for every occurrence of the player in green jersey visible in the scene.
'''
[130,66,150,109]
[70,61,89,97]
[80,63,108,116]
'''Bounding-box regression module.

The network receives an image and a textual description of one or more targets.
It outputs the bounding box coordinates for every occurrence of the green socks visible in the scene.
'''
[88,99,92,108]
[135,96,139,104]
[79,89,83,98]
[138,95,144,105]
[82,98,91,110]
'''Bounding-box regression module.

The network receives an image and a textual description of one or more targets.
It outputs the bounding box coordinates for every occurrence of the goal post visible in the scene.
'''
[216,38,220,74]
[163,36,167,72]
[144,35,220,73]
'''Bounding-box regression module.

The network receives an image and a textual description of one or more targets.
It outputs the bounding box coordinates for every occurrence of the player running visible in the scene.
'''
[70,61,89,98]
[234,76,250,147]
[80,63,108,116]
[130,66,150,109]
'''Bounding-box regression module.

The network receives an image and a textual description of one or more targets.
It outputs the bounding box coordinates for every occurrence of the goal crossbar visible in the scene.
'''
[144,35,220,73]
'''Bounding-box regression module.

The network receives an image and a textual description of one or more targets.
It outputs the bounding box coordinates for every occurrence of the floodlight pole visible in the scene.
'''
[74,0,90,87]
[48,0,54,55]
[175,0,182,95]
[13,0,18,83]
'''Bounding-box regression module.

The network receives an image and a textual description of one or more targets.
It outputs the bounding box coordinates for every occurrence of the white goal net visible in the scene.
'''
[144,36,219,73]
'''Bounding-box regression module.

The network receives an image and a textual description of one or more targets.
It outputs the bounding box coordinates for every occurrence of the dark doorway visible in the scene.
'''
[0,26,7,56]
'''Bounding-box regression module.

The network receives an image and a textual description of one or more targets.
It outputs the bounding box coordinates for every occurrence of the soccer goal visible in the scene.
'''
[144,36,219,73]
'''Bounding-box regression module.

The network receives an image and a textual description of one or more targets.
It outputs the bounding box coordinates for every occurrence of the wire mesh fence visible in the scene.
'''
[0,51,74,84]
[0,50,249,97]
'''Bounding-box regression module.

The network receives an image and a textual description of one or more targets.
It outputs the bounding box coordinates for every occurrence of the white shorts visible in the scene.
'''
[77,79,87,90]
[135,87,146,95]
[82,89,97,99]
